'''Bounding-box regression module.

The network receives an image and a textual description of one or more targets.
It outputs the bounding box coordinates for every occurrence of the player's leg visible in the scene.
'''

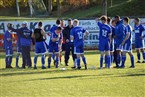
[9,48,13,67]
[16,46,21,68]
[40,42,47,69]
[64,43,70,66]
[100,52,105,69]
[74,46,81,69]
[116,44,123,67]
[21,46,27,68]
[70,44,77,68]
[136,49,141,63]
[41,54,46,69]
[48,47,53,68]
[5,48,13,68]
[121,51,126,68]
[34,54,38,69]
[55,53,59,68]
[105,51,111,68]
[26,46,32,68]
[141,48,145,63]
[80,45,87,69]
[128,52,135,68]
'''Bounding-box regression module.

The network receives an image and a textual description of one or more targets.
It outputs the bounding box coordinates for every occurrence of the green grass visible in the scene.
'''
[0,51,145,97]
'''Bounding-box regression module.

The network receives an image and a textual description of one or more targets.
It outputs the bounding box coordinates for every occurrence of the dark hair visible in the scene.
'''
[38,22,42,27]
[123,17,130,23]
[57,26,62,30]
[134,18,140,22]
[107,17,111,23]
[100,16,107,21]
[56,19,61,25]
[114,15,120,19]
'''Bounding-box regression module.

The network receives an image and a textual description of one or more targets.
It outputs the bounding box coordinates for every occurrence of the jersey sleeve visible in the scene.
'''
[97,22,102,28]
[82,28,87,33]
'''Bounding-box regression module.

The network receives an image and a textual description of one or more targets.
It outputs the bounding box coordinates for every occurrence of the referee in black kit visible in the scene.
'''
[63,18,77,67]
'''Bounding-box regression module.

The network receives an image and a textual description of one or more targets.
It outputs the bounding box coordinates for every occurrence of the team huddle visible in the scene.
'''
[3,15,145,70]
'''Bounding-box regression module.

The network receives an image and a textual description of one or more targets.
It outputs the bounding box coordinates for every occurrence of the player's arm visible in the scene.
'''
[70,29,74,42]
[31,32,35,38]
[121,28,130,45]
[41,29,46,40]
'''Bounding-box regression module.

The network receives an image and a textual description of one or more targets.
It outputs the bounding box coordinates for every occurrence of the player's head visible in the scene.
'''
[114,15,120,22]
[38,22,42,27]
[68,18,73,26]
[60,19,65,27]
[111,19,116,27]
[56,19,61,25]
[134,18,140,25]
[22,21,28,28]
[56,26,62,34]
[73,19,79,26]
[7,23,13,30]
[123,17,130,25]
[107,17,111,24]
[100,15,107,24]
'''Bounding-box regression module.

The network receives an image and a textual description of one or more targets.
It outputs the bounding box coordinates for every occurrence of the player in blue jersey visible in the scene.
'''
[11,21,33,68]
[110,19,116,64]
[48,19,61,65]
[133,18,145,63]
[32,22,47,69]
[4,23,15,68]
[48,27,63,68]
[70,19,89,70]
[96,16,112,69]
[121,17,135,68]
[114,15,125,67]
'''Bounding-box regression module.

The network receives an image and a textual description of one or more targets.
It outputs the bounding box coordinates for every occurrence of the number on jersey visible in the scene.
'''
[77,31,83,39]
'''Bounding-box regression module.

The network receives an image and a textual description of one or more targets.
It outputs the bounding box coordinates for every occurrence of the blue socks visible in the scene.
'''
[16,56,19,67]
[142,52,145,61]
[48,57,51,68]
[121,55,126,67]
[41,55,45,67]
[82,56,87,65]
[5,56,9,66]
[130,55,134,67]
[111,55,114,64]
[137,53,140,61]
[107,55,111,68]
[34,55,38,67]
[52,54,55,61]
[77,58,81,68]
[100,56,104,68]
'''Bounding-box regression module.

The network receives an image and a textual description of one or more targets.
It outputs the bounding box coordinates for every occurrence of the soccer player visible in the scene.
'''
[96,16,112,69]
[32,22,47,69]
[4,23,14,68]
[70,19,89,70]
[11,21,33,68]
[49,19,61,65]
[133,18,145,63]
[114,15,124,68]
[48,27,63,68]
[121,17,135,68]
[63,18,77,67]
[110,19,116,64]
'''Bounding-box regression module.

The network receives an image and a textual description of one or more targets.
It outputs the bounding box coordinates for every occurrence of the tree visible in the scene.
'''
[102,0,107,15]
[48,0,52,15]
[16,0,20,16]
[57,0,61,17]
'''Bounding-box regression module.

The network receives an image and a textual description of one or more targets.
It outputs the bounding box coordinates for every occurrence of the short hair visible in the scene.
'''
[68,18,72,21]
[57,26,62,30]
[123,17,130,23]
[73,19,79,24]
[107,17,111,23]
[114,15,120,19]
[134,18,140,22]
[100,16,107,21]
[56,19,61,25]
[111,19,116,23]
[38,22,42,27]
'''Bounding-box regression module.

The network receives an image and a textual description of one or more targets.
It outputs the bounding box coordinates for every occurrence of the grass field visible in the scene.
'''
[0,51,145,97]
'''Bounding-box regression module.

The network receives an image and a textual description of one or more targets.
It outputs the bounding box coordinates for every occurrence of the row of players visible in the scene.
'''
[4,16,145,69]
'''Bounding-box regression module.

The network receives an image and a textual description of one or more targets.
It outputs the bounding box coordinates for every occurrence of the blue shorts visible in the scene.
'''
[135,39,144,49]
[5,47,13,56]
[74,44,84,54]
[123,42,132,52]
[49,45,59,54]
[35,41,47,55]
[99,41,110,52]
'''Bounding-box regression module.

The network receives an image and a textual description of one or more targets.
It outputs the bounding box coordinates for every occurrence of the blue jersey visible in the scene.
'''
[124,25,132,43]
[12,27,32,46]
[49,25,58,34]
[16,32,21,47]
[70,26,86,47]
[49,31,62,47]
[115,20,125,43]
[111,25,116,43]
[134,24,145,40]
[97,22,112,42]
[4,30,13,49]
